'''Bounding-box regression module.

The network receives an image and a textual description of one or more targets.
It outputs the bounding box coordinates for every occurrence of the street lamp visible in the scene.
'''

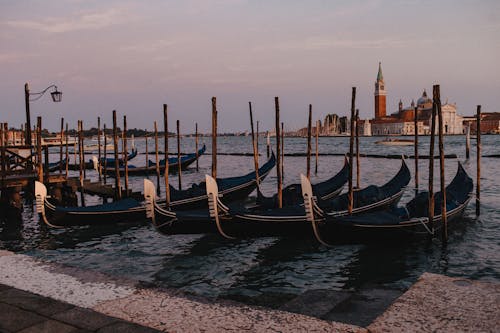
[24,83,62,145]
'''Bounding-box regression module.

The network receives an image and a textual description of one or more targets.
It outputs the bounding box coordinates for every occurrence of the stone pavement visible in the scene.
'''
[0,283,160,333]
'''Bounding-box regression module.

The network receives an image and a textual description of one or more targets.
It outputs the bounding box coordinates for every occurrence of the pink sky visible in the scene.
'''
[1,1,499,132]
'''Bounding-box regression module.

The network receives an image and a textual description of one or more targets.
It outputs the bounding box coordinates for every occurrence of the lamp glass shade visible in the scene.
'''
[51,90,62,102]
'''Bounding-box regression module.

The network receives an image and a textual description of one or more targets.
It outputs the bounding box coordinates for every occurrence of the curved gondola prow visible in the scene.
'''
[35,181,61,228]
[143,179,156,224]
[205,174,235,239]
[301,174,330,246]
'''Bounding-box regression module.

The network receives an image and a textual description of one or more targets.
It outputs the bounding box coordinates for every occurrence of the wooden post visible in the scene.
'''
[44,145,49,183]
[306,104,312,179]
[176,119,182,190]
[78,121,84,187]
[281,122,284,180]
[145,130,149,169]
[211,97,217,179]
[414,107,419,194]
[195,122,199,171]
[154,121,160,195]
[266,131,270,158]
[476,105,481,216]
[59,117,64,174]
[97,117,102,181]
[80,120,86,179]
[256,121,259,159]
[163,104,170,207]
[465,124,470,159]
[315,120,319,175]
[249,102,260,185]
[37,117,43,183]
[348,87,356,214]
[275,97,282,208]
[112,111,122,199]
[428,89,437,234]
[435,85,447,242]
[355,109,360,189]
[103,124,107,184]
[65,123,69,178]
[123,115,129,196]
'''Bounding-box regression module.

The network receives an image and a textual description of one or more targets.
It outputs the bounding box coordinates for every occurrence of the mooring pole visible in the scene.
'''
[163,104,170,208]
[195,122,199,171]
[266,131,270,158]
[145,130,149,169]
[249,102,260,186]
[97,117,102,181]
[465,124,471,159]
[256,120,259,159]
[123,115,129,197]
[176,120,182,190]
[281,122,284,181]
[315,119,319,175]
[112,111,122,200]
[211,97,218,179]
[59,117,64,174]
[78,120,86,206]
[435,85,447,242]
[103,124,107,184]
[65,123,69,178]
[476,105,481,216]
[306,104,312,179]
[80,120,86,179]
[154,121,160,195]
[414,106,419,194]
[275,97,282,208]
[36,117,43,183]
[348,87,356,214]
[355,109,360,189]
[429,90,437,234]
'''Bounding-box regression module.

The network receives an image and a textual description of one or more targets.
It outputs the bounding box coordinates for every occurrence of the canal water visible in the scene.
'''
[1,135,498,309]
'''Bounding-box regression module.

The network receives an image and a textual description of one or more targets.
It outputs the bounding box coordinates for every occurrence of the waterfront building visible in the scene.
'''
[370,63,464,135]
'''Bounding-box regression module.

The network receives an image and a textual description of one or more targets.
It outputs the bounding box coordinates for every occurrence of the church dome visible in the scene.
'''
[417,89,432,106]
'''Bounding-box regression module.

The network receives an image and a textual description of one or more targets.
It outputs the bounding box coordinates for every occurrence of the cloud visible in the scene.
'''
[4,8,137,33]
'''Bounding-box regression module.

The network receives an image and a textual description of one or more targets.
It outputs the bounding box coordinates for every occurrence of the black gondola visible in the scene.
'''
[146,158,410,238]
[99,148,138,167]
[302,162,473,244]
[103,145,206,176]
[35,152,276,227]
[255,156,349,208]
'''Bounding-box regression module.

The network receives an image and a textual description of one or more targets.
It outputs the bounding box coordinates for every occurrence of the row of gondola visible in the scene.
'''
[35,151,473,244]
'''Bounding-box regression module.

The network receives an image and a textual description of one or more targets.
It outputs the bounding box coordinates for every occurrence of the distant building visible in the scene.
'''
[464,112,500,134]
[370,63,464,135]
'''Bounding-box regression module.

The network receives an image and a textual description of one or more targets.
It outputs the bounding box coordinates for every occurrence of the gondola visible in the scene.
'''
[146,158,409,238]
[35,181,146,228]
[36,152,275,227]
[47,158,68,172]
[302,162,473,244]
[103,145,206,177]
[255,156,349,208]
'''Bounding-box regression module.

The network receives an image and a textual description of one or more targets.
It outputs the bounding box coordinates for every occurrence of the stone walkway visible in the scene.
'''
[0,283,160,333]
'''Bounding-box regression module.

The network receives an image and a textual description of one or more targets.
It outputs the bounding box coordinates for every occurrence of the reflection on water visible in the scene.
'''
[1,135,499,308]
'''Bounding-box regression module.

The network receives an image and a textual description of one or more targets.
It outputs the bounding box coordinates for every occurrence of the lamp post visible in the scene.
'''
[24,83,62,146]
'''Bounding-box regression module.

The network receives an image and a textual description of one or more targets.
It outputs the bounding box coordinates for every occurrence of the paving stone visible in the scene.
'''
[279,289,352,318]
[0,287,74,316]
[368,273,500,333]
[97,321,161,333]
[0,303,46,332]
[17,320,78,333]
[53,307,120,331]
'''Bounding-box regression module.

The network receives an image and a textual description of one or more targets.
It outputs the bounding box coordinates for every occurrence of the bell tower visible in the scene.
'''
[374,62,387,119]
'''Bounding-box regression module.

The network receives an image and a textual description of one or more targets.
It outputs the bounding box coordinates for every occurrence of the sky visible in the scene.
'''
[1,0,499,133]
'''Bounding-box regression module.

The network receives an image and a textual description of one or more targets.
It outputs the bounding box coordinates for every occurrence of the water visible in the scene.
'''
[1,135,499,309]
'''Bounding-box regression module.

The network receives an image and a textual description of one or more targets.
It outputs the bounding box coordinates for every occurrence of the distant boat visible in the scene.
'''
[375,138,414,146]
